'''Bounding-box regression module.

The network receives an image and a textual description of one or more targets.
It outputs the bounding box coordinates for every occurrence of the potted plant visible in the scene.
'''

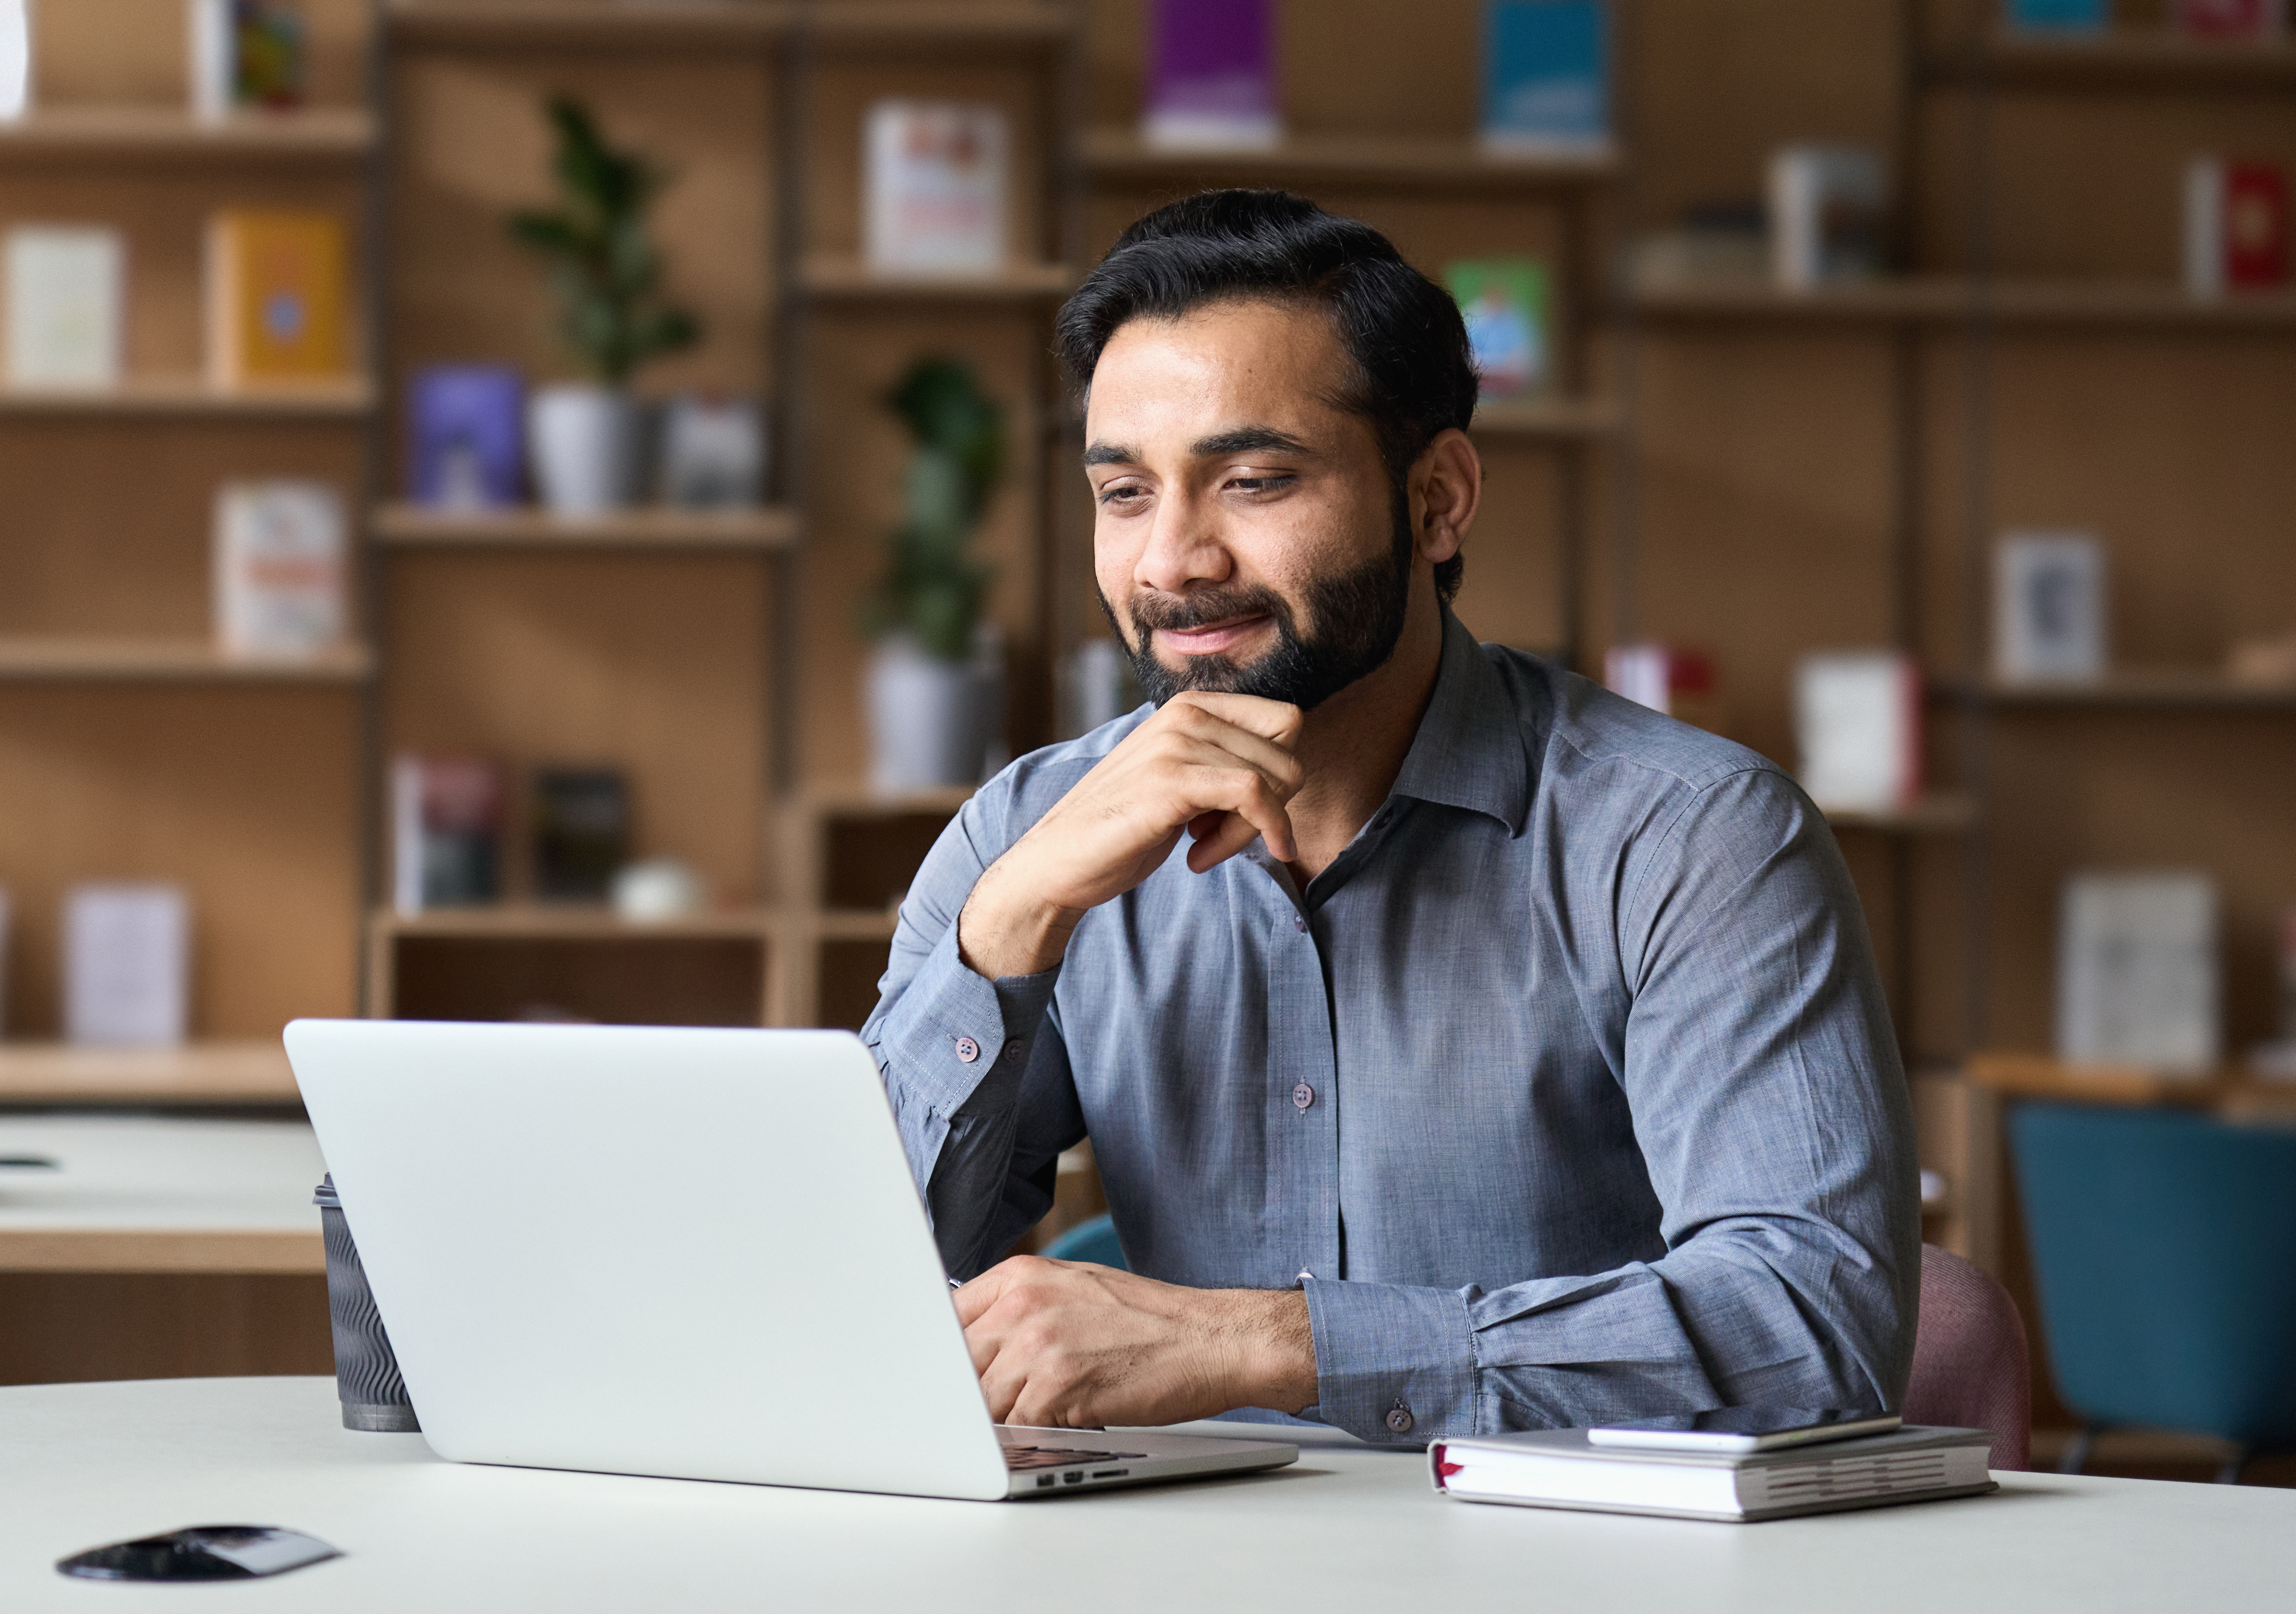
[508,96,700,515]
[860,357,1005,793]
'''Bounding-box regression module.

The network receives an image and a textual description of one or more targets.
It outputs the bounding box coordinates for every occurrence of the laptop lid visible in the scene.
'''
[285,1019,1013,1501]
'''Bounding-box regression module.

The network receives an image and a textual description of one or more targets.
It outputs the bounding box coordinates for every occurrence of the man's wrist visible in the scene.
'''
[958,859,1080,980]
[1220,1288,1317,1416]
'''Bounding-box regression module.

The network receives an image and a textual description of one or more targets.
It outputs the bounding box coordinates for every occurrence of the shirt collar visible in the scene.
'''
[1387,608,1531,835]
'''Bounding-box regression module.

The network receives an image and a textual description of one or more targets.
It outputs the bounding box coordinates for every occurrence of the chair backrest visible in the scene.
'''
[1904,1242,2031,1471]
[2009,1101,2296,1446]
[1039,1213,1126,1269]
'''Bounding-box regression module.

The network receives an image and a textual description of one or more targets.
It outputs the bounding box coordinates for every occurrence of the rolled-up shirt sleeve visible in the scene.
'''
[862,786,1079,1280]
[1299,767,1918,1443]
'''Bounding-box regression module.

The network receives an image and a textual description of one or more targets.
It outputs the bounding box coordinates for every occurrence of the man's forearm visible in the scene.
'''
[1219,1288,1318,1417]
[957,857,1081,980]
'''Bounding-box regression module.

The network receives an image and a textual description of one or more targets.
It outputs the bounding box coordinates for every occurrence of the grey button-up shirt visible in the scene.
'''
[865,610,1919,1444]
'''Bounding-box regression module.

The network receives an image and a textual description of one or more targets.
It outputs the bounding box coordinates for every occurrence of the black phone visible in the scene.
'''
[57,1526,340,1581]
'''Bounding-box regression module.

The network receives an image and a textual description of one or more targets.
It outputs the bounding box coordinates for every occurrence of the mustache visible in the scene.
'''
[1127,585,1292,636]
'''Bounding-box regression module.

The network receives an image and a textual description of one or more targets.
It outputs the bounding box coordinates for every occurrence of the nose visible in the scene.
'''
[1132,484,1233,598]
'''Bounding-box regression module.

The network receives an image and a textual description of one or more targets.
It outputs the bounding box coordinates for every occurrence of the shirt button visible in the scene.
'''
[1385,1401,1416,1436]
[1296,1269,1314,1283]
[1292,915,1307,933]
[1002,1039,1023,1061]
[954,1036,980,1063]
[1292,1082,1315,1111]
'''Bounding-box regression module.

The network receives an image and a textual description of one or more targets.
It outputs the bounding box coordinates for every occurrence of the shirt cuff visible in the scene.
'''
[882,915,1060,1120]
[1302,1278,1478,1445]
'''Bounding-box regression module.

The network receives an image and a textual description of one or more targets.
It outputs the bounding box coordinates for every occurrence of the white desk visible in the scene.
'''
[1,1378,2289,1612]
[0,1115,325,1272]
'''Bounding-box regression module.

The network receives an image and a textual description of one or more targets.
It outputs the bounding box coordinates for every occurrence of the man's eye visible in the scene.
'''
[1097,484,1146,507]
[1228,475,1295,495]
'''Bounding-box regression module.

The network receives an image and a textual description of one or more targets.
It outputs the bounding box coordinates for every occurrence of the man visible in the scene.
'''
[863,190,1917,1445]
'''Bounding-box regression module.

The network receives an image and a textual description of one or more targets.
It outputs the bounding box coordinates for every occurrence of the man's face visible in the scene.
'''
[1083,298,1412,712]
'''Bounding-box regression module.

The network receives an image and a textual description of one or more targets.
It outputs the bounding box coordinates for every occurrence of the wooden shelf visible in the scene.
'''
[375,905,779,941]
[0,1042,297,1106]
[1934,671,2296,710]
[388,0,793,49]
[1938,28,2296,92]
[1083,127,1618,190]
[1962,1052,2296,1112]
[0,105,375,162]
[374,502,801,552]
[807,910,901,942]
[1470,396,1621,441]
[810,1,1073,48]
[0,638,374,683]
[798,256,1075,302]
[0,377,376,420]
[1631,275,2296,330]
[1821,793,1978,834]
[794,784,976,817]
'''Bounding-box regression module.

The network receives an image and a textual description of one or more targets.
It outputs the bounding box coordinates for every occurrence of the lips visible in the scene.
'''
[1156,615,1272,656]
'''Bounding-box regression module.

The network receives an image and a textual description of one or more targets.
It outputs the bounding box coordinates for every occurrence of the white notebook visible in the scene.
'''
[1431,1425,1995,1523]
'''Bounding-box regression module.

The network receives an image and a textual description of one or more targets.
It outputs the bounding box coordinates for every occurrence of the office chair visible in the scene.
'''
[2010,1101,2296,1483]
[1903,1243,2031,1470]
[1039,1213,1125,1268]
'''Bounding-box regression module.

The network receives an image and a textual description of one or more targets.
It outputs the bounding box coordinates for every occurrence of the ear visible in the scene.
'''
[1411,428,1481,567]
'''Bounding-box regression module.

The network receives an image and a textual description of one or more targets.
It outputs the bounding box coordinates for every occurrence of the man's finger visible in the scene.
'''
[1166,690,1303,747]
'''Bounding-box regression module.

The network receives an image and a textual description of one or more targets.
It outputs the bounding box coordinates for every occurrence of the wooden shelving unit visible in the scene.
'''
[0,638,374,683]
[385,0,794,49]
[1631,275,2296,328]
[1821,794,1978,835]
[1939,27,2296,91]
[373,503,801,552]
[796,256,1077,302]
[1937,672,2296,710]
[0,378,375,418]
[1469,396,1622,440]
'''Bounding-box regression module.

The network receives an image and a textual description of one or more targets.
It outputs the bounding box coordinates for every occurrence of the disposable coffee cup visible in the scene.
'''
[313,1175,420,1433]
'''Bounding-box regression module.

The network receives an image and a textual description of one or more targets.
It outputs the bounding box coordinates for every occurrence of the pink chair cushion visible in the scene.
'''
[1903,1242,2031,1471]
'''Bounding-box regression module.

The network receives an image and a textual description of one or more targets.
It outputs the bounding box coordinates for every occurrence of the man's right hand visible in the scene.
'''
[956,691,1303,980]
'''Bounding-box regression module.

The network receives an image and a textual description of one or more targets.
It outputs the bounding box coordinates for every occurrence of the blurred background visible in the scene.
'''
[0,0,2291,1486]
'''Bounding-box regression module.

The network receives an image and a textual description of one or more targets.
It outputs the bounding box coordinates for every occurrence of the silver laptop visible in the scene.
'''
[284,1019,1297,1501]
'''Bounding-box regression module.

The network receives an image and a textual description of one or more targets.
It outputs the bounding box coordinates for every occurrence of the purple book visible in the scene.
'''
[1143,0,1280,150]
[407,365,525,509]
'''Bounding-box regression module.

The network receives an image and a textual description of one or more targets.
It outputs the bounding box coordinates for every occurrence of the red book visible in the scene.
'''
[2172,0,2286,38]
[2225,161,2290,288]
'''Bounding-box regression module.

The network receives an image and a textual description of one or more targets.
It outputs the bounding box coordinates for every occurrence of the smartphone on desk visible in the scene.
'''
[1586,1407,1901,1454]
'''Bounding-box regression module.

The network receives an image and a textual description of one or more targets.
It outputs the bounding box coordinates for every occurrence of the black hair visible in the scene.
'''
[1054,189,1478,604]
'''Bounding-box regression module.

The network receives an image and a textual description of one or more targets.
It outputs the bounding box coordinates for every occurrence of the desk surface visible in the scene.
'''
[0,1115,324,1272]
[2,1378,2289,1613]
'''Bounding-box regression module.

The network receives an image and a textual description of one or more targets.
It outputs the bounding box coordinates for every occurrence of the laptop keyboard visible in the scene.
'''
[1002,1445,1147,1472]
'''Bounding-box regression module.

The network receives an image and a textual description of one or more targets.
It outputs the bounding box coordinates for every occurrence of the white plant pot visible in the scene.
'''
[865,632,1003,795]
[528,384,639,516]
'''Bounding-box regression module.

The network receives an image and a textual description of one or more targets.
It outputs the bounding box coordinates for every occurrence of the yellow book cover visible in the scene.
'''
[206,210,349,386]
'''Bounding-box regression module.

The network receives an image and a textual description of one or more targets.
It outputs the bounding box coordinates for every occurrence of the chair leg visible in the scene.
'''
[2214,1446,2249,1486]
[2058,1424,2100,1476]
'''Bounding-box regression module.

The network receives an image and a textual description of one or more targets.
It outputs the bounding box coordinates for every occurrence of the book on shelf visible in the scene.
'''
[2058,871,2220,1075]
[0,884,10,1037]
[205,209,350,387]
[0,0,24,122]
[212,479,347,659]
[407,364,526,510]
[1142,0,1280,151]
[1604,643,1719,731]
[1768,145,1888,291]
[863,100,1009,275]
[532,767,630,903]
[2002,0,2108,31]
[2262,907,2296,1075]
[1481,0,1612,156]
[3,225,125,388]
[189,0,308,120]
[1432,1425,1997,1523]
[2171,0,2286,38]
[1628,200,1769,289]
[1795,651,1922,814]
[658,393,763,509]
[1447,258,1552,399]
[2183,157,2289,297]
[1995,531,2106,682]
[64,884,190,1048]
[391,756,504,915]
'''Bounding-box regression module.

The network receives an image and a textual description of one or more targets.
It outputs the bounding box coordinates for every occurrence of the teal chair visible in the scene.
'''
[1041,1213,1126,1269]
[2009,1101,2296,1482]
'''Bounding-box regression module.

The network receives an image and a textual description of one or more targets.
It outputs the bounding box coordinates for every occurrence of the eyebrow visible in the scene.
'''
[1081,425,1317,469]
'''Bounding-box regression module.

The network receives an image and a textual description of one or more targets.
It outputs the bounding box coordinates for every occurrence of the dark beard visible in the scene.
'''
[1099,489,1414,713]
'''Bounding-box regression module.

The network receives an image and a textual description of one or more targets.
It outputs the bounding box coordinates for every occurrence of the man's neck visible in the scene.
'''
[1282,592,1447,883]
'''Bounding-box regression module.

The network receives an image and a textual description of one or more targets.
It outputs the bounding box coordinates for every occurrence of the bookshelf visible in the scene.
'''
[372,502,801,552]
[0,1041,298,1105]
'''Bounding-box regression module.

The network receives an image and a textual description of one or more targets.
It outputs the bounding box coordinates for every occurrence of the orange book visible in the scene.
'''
[205,210,350,386]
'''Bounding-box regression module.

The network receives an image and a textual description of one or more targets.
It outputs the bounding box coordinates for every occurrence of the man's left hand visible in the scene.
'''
[953,1255,1318,1428]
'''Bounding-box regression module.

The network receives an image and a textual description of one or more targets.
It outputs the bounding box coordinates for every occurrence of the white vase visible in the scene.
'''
[865,632,1003,795]
[528,384,638,516]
